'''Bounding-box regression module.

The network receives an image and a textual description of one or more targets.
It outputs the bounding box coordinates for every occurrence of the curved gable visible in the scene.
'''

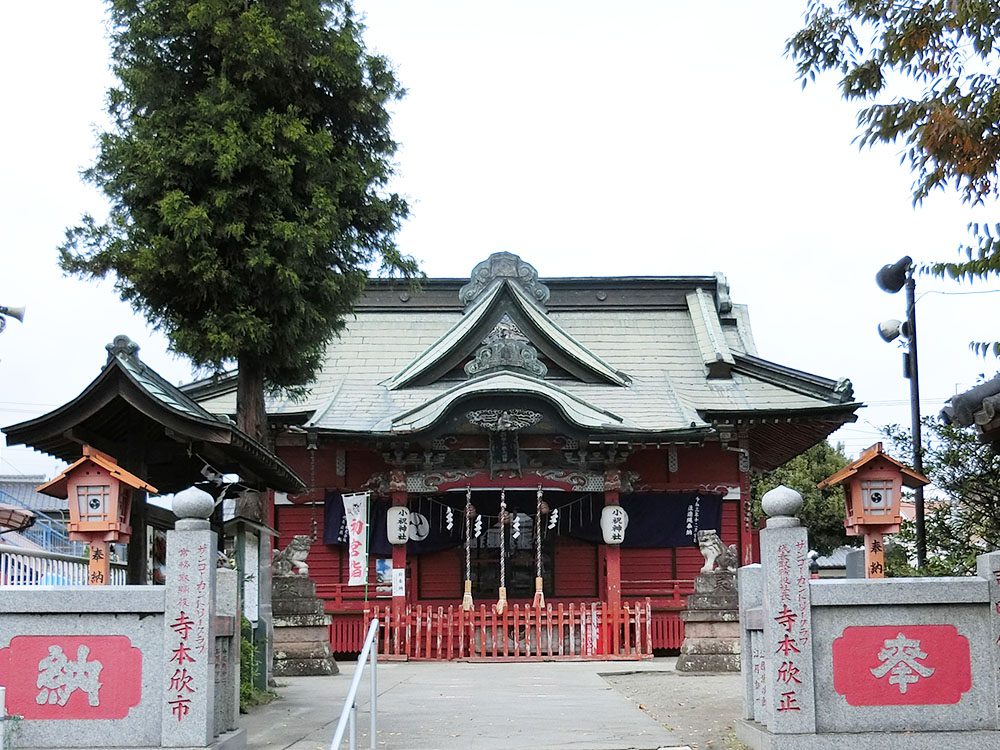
[383,255,630,390]
[383,371,631,434]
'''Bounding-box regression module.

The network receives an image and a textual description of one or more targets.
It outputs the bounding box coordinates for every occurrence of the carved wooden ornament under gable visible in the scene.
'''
[465,315,547,378]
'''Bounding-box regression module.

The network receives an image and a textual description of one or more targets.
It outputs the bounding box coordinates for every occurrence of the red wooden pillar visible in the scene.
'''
[604,469,622,613]
[389,469,408,617]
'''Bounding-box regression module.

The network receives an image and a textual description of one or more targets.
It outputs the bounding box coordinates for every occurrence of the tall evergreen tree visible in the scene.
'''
[61,0,417,513]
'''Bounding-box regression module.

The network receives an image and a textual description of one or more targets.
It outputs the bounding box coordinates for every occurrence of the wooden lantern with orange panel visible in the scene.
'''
[818,442,928,578]
[36,445,156,585]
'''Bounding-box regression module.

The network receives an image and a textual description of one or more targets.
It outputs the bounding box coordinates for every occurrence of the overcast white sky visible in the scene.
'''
[2,1,999,479]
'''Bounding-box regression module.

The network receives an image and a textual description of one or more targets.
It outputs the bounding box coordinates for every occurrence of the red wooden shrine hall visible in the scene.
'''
[186,253,860,661]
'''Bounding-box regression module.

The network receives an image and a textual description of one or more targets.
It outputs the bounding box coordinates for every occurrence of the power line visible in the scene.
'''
[918,288,1000,299]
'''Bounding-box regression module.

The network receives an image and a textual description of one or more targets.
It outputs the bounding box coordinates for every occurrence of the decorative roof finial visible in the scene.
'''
[106,335,140,362]
[458,252,550,309]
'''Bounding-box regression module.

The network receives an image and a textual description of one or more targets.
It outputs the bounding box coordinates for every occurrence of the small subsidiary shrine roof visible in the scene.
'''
[4,336,303,494]
[186,253,861,471]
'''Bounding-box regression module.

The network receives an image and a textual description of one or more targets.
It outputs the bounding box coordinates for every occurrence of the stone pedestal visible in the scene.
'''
[271,575,338,677]
[676,570,741,672]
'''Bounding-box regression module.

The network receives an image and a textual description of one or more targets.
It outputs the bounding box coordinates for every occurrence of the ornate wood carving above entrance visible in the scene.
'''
[404,469,606,494]
[467,408,543,477]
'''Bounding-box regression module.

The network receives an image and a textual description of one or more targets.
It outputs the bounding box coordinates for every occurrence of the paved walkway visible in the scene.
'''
[241,658,743,750]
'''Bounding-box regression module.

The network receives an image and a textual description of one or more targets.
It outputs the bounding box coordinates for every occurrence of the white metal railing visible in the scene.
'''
[330,618,379,750]
[0,543,127,586]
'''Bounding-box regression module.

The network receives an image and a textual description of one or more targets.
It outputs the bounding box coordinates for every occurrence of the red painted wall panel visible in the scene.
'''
[675,546,705,580]
[621,547,675,583]
[275,503,344,596]
[345,450,387,491]
[624,450,670,487]
[416,547,461,600]
[721,500,739,543]
[554,537,598,597]
[275,446,341,502]
[670,445,739,485]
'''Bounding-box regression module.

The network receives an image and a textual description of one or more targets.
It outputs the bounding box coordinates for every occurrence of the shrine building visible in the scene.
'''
[187,252,860,660]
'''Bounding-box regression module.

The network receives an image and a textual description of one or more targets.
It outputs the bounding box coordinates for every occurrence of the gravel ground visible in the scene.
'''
[603,668,749,750]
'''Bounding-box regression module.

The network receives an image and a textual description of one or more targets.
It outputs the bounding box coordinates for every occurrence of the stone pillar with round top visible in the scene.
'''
[161,486,218,747]
[757,485,816,735]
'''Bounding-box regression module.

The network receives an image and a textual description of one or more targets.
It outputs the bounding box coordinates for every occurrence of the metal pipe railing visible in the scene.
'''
[0,543,127,586]
[330,618,379,750]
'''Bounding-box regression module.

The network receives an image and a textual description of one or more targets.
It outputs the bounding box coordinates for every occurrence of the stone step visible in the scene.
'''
[679,621,740,639]
[274,640,335,661]
[686,593,739,610]
[273,624,329,644]
[680,609,739,623]
[273,574,319,599]
[693,572,737,594]
[675,652,740,672]
[679,637,741,655]
[274,612,331,628]
[272,598,325,616]
[273,656,339,677]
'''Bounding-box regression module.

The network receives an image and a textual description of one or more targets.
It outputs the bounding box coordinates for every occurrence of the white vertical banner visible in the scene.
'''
[344,492,370,586]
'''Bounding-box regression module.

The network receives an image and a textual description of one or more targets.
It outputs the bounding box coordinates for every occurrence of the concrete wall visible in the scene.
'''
[0,519,242,750]
[737,486,1000,749]
[0,588,166,748]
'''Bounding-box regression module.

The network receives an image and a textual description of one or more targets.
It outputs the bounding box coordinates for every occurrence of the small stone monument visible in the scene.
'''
[271,529,338,677]
[675,529,741,672]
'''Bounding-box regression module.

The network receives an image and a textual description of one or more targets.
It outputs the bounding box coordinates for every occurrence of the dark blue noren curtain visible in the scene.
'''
[567,492,724,548]
[323,490,723,552]
[322,490,461,556]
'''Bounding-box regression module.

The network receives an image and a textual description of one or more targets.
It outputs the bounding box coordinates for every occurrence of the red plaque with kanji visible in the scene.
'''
[0,635,142,719]
[832,625,971,706]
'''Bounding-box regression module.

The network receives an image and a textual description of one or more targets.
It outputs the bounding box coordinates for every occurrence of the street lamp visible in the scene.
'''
[0,304,25,334]
[875,255,926,569]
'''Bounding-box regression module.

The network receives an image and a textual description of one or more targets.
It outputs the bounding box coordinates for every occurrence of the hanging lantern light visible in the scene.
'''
[600,504,629,545]
[386,506,411,545]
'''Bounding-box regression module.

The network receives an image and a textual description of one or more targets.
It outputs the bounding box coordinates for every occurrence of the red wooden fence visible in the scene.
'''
[358,599,655,661]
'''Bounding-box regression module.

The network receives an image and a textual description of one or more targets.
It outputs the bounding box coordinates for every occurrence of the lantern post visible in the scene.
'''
[818,442,929,578]
[36,445,156,584]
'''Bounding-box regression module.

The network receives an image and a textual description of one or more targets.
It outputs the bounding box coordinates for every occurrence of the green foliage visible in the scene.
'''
[882,418,1000,575]
[751,441,854,555]
[61,0,417,393]
[3,712,23,748]
[787,2,1000,289]
[239,616,272,712]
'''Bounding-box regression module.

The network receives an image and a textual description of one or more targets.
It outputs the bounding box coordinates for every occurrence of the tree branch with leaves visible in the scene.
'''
[788,1,1000,350]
